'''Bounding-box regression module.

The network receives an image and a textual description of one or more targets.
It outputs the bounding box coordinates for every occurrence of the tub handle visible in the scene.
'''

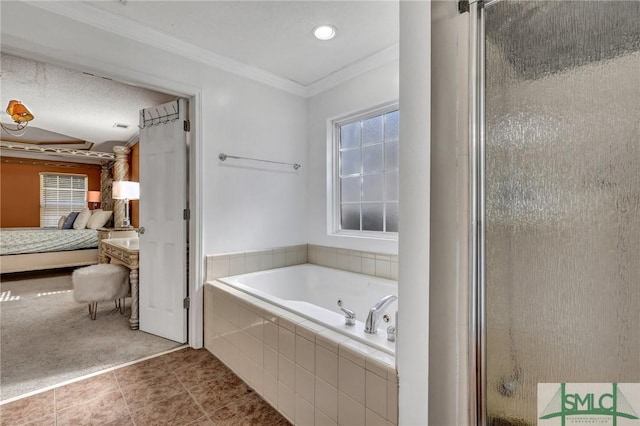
[337,300,356,326]
[340,307,356,326]
[387,325,396,342]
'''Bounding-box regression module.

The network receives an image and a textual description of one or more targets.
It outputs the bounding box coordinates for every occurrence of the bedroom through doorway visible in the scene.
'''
[0,52,189,402]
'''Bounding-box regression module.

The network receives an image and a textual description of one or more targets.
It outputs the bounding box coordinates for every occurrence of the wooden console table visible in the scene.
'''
[99,237,140,330]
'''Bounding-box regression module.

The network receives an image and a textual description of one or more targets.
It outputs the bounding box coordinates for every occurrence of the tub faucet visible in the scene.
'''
[364,295,397,334]
[337,300,356,326]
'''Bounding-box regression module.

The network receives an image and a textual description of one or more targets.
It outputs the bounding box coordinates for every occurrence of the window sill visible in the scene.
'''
[329,230,398,241]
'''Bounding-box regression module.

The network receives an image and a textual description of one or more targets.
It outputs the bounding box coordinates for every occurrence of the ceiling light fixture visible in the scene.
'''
[1,100,34,137]
[313,25,337,41]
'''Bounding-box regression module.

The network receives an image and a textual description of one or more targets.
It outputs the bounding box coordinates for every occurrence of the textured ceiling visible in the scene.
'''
[0,1,399,154]
[87,1,399,86]
[0,53,175,152]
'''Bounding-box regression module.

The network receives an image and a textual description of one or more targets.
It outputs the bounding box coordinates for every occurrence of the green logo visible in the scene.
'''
[539,383,639,426]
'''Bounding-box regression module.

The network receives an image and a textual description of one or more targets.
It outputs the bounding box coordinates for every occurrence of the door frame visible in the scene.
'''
[469,0,486,424]
[3,46,205,349]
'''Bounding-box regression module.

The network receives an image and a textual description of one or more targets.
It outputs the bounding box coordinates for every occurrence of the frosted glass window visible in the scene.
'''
[341,204,360,231]
[362,203,383,231]
[363,174,384,202]
[386,203,398,232]
[362,116,383,145]
[335,107,399,234]
[341,177,360,203]
[385,141,399,171]
[340,123,360,149]
[385,171,398,202]
[363,144,383,174]
[483,1,640,424]
[384,111,399,141]
[340,149,361,176]
[40,173,88,227]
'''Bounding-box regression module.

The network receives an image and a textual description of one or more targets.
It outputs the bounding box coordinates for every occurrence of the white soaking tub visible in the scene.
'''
[216,263,398,355]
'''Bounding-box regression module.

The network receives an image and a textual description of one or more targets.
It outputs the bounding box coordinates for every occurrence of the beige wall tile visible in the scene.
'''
[295,365,315,404]
[338,357,365,404]
[316,346,338,388]
[316,409,338,426]
[295,395,315,426]
[315,378,338,422]
[365,371,387,418]
[277,382,295,422]
[338,392,365,426]
[278,326,295,359]
[264,346,278,377]
[296,335,316,373]
[278,354,295,389]
[366,408,388,426]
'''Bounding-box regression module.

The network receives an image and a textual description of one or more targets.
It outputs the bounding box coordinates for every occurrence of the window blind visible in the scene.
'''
[40,173,88,227]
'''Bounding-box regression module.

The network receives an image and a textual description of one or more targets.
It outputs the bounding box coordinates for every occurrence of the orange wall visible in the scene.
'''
[129,142,140,228]
[0,157,101,228]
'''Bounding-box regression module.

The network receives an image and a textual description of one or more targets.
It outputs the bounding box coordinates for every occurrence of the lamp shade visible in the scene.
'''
[87,191,101,203]
[112,181,140,200]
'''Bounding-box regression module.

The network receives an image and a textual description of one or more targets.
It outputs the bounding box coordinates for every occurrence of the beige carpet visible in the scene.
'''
[0,268,183,401]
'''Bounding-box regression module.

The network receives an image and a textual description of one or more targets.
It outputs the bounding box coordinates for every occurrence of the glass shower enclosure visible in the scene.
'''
[472,1,640,424]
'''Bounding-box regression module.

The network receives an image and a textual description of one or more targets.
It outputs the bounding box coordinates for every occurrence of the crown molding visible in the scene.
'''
[23,1,399,99]
[0,141,115,164]
[25,1,308,97]
[306,44,400,97]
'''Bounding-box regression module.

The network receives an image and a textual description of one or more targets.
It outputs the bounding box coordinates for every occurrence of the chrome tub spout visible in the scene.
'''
[364,294,397,334]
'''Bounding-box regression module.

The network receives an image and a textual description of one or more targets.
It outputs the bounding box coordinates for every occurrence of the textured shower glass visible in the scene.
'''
[484,1,640,424]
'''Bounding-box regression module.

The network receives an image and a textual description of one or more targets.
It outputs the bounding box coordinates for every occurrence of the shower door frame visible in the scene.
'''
[468,1,498,425]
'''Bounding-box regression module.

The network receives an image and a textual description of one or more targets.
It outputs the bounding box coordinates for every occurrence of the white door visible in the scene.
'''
[138,98,188,343]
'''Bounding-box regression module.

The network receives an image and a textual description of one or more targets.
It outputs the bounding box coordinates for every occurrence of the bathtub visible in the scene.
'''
[205,262,399,424]
[216,263,398,355]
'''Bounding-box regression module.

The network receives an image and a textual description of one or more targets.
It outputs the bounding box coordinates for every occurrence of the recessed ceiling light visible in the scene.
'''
[313,25,337,41]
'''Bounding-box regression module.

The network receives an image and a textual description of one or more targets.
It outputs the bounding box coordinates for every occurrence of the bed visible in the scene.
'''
[0,228,99,274]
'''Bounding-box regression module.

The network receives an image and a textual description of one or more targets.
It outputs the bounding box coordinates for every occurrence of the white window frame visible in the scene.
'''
[40,172,88,227]
[328,102,399,240]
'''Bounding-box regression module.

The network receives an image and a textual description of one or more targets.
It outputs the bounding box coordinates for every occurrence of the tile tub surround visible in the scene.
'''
[0,348,290,426]
[206,245,308,280]
[206,244,398,282]
[307,245,398,281]
[204,282,399,426]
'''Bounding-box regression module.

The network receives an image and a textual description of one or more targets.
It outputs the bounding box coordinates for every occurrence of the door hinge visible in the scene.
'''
[183,119,190,132]
[458,0,470,13]
[183,297,190,309]
[183,209,190,220]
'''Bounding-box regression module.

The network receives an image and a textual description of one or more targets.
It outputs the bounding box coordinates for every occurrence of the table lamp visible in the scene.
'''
[112,181,139,228]
[87,191,101,210]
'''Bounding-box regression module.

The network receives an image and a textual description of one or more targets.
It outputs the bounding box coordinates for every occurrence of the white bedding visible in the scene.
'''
[0,228,99,256]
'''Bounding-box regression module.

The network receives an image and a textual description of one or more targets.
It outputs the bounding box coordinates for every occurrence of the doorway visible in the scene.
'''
[3,55,202,402]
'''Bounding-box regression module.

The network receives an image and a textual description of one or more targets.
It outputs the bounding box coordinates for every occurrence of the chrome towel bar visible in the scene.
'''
[218,153,301,170]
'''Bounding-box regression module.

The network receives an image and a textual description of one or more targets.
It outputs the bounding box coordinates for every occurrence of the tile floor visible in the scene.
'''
[0,348,291,426]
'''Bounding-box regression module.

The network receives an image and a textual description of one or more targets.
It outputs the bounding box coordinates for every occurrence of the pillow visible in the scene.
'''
[86,210,113,229]
[73,208,92,229]
[61,212,79,229]
[57,215,67,229]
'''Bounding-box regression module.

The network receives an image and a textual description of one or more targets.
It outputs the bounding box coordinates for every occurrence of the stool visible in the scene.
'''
[72,264,130,320]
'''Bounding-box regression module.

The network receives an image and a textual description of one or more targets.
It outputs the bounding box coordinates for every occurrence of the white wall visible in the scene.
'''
[429,2,471,425]
[306,61,399,255]
[1,1,308,350]
[0,2,308,256]
[398,2,431,425]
